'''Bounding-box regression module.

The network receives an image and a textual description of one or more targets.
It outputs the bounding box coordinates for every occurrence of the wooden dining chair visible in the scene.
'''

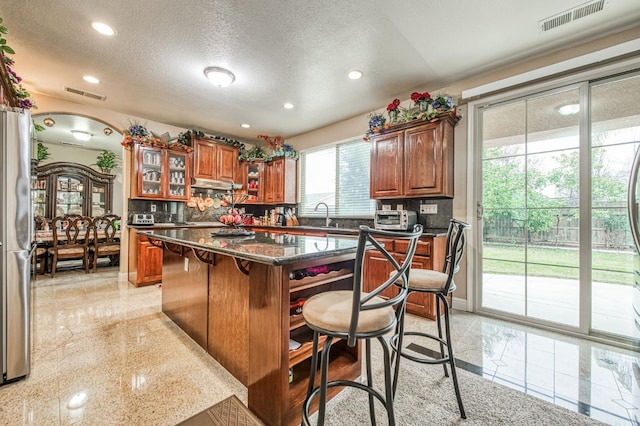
[32,215,49,277]
[47,215,93,277]
[89,214,121,272]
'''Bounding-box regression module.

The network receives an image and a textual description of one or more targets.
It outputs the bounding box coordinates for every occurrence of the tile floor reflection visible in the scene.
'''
[1,268,638,425]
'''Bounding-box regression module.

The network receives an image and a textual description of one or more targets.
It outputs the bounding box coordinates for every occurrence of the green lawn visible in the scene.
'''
[483,243,636,285]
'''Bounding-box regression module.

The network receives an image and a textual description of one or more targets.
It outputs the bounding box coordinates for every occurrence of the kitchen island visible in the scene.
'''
[138,228,363,426]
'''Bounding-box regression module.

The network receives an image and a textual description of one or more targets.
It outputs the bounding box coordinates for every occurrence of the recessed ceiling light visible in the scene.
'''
[83,75,100,84]
[283,103,294,109]
[43,117,55,127]
[348,70,363,80]
[70,130,92,141]
[91,22,115,36]
[203,66,235,87]
[241,123,250,128]
[558,103,580,115]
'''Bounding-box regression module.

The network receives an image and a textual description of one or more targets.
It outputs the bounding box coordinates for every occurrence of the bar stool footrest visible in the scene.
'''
[390,331,453,365]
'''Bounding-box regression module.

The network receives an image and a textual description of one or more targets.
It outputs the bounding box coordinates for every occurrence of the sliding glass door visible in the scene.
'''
[477,71,640,342]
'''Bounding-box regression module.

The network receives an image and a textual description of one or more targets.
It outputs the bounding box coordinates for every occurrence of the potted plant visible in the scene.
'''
[36,142,49,163]
[95,150,117,174]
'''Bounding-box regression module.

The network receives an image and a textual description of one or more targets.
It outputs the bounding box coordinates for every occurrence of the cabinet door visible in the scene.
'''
[90,182,108,216]
[166,150,189,200]
[193,139,217,180]
[54,174,85,217]
[404,119,454,197]
[217,144,238,182]
[370,130,403,198]
[264,160,283,203]
[134,145,164,198]
[245,161,264,203]
[32,177,48,218]
[137,237,163,285]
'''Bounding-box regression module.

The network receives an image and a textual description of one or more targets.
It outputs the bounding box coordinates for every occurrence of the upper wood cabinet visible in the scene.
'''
[33,162,114,219]
[264,157,297,204]
[369,111,459,199]
[132,144,190,201]
[240,157,297,204]
[192,138,239,183]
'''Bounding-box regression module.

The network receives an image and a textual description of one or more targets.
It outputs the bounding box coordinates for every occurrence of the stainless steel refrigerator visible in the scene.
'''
[0,108,31,385]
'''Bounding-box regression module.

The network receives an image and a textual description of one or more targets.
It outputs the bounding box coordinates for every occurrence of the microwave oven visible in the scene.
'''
[374,210,418,231]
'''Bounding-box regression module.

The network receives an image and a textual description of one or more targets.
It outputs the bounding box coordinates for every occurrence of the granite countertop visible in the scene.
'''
[137,228,361,266]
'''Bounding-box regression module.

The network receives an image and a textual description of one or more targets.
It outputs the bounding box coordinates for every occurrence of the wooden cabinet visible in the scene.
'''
[363,234,445,319]
[369,111,459,199]
[240,157,297,204]
[192,138,239,183]
[136,235,163,286]
[132,145,190,200]
[244,161,264,203]
[265,157,297,204]
[33,162,114,218]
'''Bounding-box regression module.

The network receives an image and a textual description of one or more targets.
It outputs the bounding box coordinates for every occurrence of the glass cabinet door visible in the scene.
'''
[32,177,47,217]
[91,183,107,216]
[167,151,188,200]
[55,175,84,217]
[139,146,163,197]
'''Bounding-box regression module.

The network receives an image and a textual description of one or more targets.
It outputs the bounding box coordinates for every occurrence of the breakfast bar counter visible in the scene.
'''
[138,228,363,426]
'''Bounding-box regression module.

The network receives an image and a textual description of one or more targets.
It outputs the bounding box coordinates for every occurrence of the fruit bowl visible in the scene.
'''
[219,209,243,225]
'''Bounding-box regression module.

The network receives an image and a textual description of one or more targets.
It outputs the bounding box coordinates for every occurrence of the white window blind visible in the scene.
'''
[299,139,376,218]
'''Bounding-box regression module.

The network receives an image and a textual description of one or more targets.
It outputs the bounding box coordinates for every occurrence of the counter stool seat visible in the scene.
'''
[303,290,395,335]
[403,269,456,292]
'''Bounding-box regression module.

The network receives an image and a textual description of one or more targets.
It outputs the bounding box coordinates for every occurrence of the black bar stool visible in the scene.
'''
[301,224,423,426]
[390,219,470,419]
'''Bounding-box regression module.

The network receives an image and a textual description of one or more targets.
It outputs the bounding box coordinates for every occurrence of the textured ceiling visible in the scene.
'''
[1,0,640,151]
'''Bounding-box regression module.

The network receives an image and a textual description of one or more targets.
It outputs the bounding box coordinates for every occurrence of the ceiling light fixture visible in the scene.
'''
[43,117,55,127]
[347,70,363,80]
[103,127,113,136]
[70,130,92,141]
[83,75,100,84]
[558,103,580,115]
[241,123,250,128]
[91,22,115,36]
[283,102,294,109]
[203,66,235,87]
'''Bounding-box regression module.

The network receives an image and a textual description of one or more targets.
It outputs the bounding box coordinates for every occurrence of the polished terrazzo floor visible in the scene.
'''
[1,267,639,425]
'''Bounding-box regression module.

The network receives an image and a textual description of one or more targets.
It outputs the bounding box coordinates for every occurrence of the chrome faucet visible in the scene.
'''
[314,202,331,227]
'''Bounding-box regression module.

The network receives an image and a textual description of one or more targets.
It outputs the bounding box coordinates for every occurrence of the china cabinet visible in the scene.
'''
[33,162,114,218]
[132,144,190,200]
[369,111,459,199]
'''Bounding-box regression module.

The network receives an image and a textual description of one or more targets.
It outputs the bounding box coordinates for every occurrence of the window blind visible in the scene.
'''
[299,139,376,218]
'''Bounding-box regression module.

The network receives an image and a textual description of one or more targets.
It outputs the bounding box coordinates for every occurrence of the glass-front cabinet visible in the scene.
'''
[133,145,189,200]
[32,162,114,219]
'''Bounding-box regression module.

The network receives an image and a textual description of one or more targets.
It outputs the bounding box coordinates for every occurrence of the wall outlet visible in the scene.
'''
[184,257,189,272]
[396,204,404,211]
[150,204,156,212]
[382,205,391,211]
[420,204,438,214]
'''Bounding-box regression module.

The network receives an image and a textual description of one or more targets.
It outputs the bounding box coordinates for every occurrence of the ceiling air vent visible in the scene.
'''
[539,0,605,32]
[64,86,107,101]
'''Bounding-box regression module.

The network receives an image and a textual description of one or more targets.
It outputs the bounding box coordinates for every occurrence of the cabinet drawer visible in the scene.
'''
[394,239,431,256]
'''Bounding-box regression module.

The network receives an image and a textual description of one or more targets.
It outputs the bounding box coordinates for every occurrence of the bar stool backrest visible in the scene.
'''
[442,219,470,294]
[348,224,423,346]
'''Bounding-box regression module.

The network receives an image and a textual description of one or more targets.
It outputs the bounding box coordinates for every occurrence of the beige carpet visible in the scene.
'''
[308,344,603,425]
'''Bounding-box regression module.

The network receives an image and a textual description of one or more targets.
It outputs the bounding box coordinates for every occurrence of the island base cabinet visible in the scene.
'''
[161,246,208,349]
[156,239,362,426]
